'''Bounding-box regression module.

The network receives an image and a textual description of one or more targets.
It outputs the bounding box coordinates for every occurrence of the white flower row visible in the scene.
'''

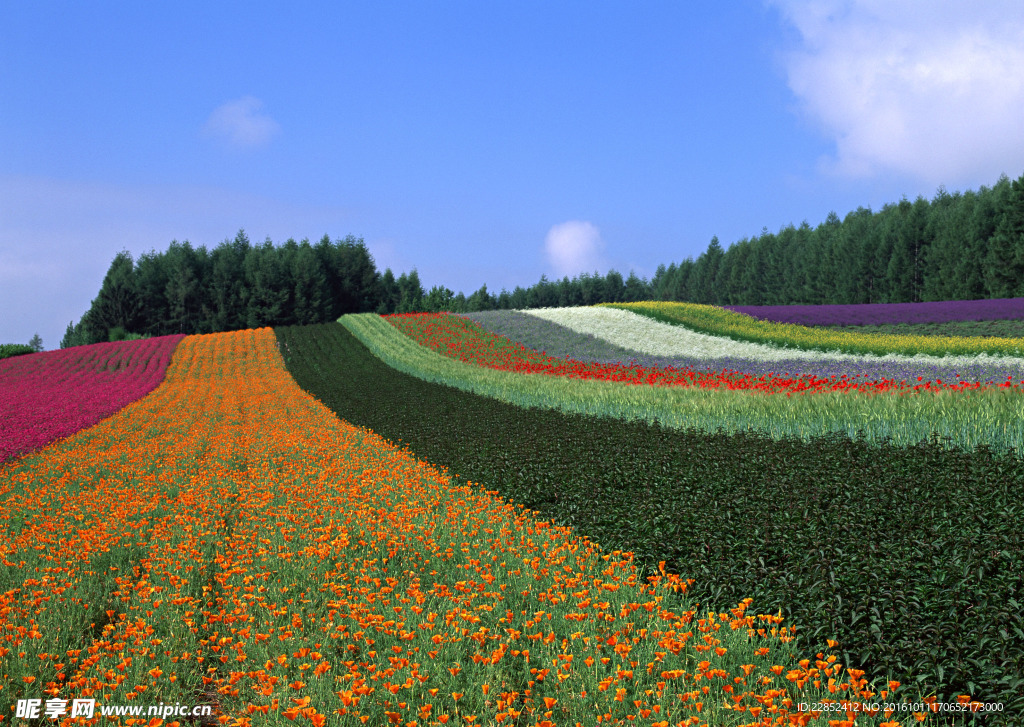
[519,306,1024,366]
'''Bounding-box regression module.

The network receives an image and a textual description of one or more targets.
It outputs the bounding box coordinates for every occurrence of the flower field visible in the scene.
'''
[283,309,1024,722]
[0,336,185,464]
[4,301,1021,725]
[1,327,940,727]
[359,311,1024,456]
[387,311,1024,395]
[460,310,1024,389]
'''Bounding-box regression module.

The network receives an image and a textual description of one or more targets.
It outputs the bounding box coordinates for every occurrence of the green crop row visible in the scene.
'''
[339,312,1024,457]
[601,301,1024,359]
[276,320,1024,722]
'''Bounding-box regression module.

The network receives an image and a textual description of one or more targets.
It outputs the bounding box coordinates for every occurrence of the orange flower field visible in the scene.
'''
[1,328,958,726]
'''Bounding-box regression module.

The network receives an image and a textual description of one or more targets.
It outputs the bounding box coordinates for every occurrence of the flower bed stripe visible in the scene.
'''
[341,313,1024,457]
[463,309,1024,388]
[0,335,185,464]
[388,310,1022,396]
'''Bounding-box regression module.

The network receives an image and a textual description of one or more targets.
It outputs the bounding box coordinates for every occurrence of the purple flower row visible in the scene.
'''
[724,298,1024,327]
[460,311,1024,386]
[0,335,185,464]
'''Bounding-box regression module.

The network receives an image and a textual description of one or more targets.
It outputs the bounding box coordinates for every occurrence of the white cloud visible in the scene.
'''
[202,96,280,149]
[543,220,609,278]
[770,0,1024,185]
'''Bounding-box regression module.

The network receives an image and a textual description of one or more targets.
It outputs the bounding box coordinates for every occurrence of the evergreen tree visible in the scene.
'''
[788,221,815,303]
[602,270,625,303]
[691,236,724,303]
[715,246,737,304]
[756,230,786,305]
[866,208,896,303]
[623,271,649,302]
[557,274,581,305]
[86,250,141,341]
[467,283,495,311]
[921,188,960,301]
[650,263,669,299]
[376,269,400,314]
[317,235,379,315]
[985,173,1024,297]
[958,185,998,299]
[885,196,931,303]
[29,333,43,352]
[813,211,842,304]
[243,239,289,327]
[275,238,300,325]
[164,241,203,334]
[134,250,172,336]
[578,272,603,305]
[955,181,1003,299]
[672,259,694,302]
[494,289,512,310]
[772,225,798,304]
[424,284,455,311]
[723,240,751,304]
[207,230,251,332]
[526,275,558,308]
[832,209,866,303]
[291,240,331,324]
[507,286,529,309]
[396,269,425,312]
[60,320,89,349]
[652,263,676,301]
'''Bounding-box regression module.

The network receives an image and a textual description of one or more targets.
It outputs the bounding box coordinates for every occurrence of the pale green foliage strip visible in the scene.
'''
[601,301,1024,358]
[340,313,1024,456]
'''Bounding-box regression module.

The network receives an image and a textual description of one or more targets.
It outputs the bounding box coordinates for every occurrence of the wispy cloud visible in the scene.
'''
[202,96,280,149]
[770,0,1024,186]
[544,220,608,278]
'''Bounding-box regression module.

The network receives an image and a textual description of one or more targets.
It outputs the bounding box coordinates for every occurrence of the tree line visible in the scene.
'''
[63,171,1024,348]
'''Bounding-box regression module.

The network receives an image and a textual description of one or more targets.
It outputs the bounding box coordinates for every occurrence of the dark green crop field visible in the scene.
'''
[276,322,1024,723]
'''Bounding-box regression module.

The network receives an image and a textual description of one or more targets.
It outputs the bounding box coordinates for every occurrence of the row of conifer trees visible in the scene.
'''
[63,172,1024,347]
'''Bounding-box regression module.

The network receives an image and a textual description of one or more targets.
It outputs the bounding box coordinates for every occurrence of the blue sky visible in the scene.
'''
[3,1,1024,348]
